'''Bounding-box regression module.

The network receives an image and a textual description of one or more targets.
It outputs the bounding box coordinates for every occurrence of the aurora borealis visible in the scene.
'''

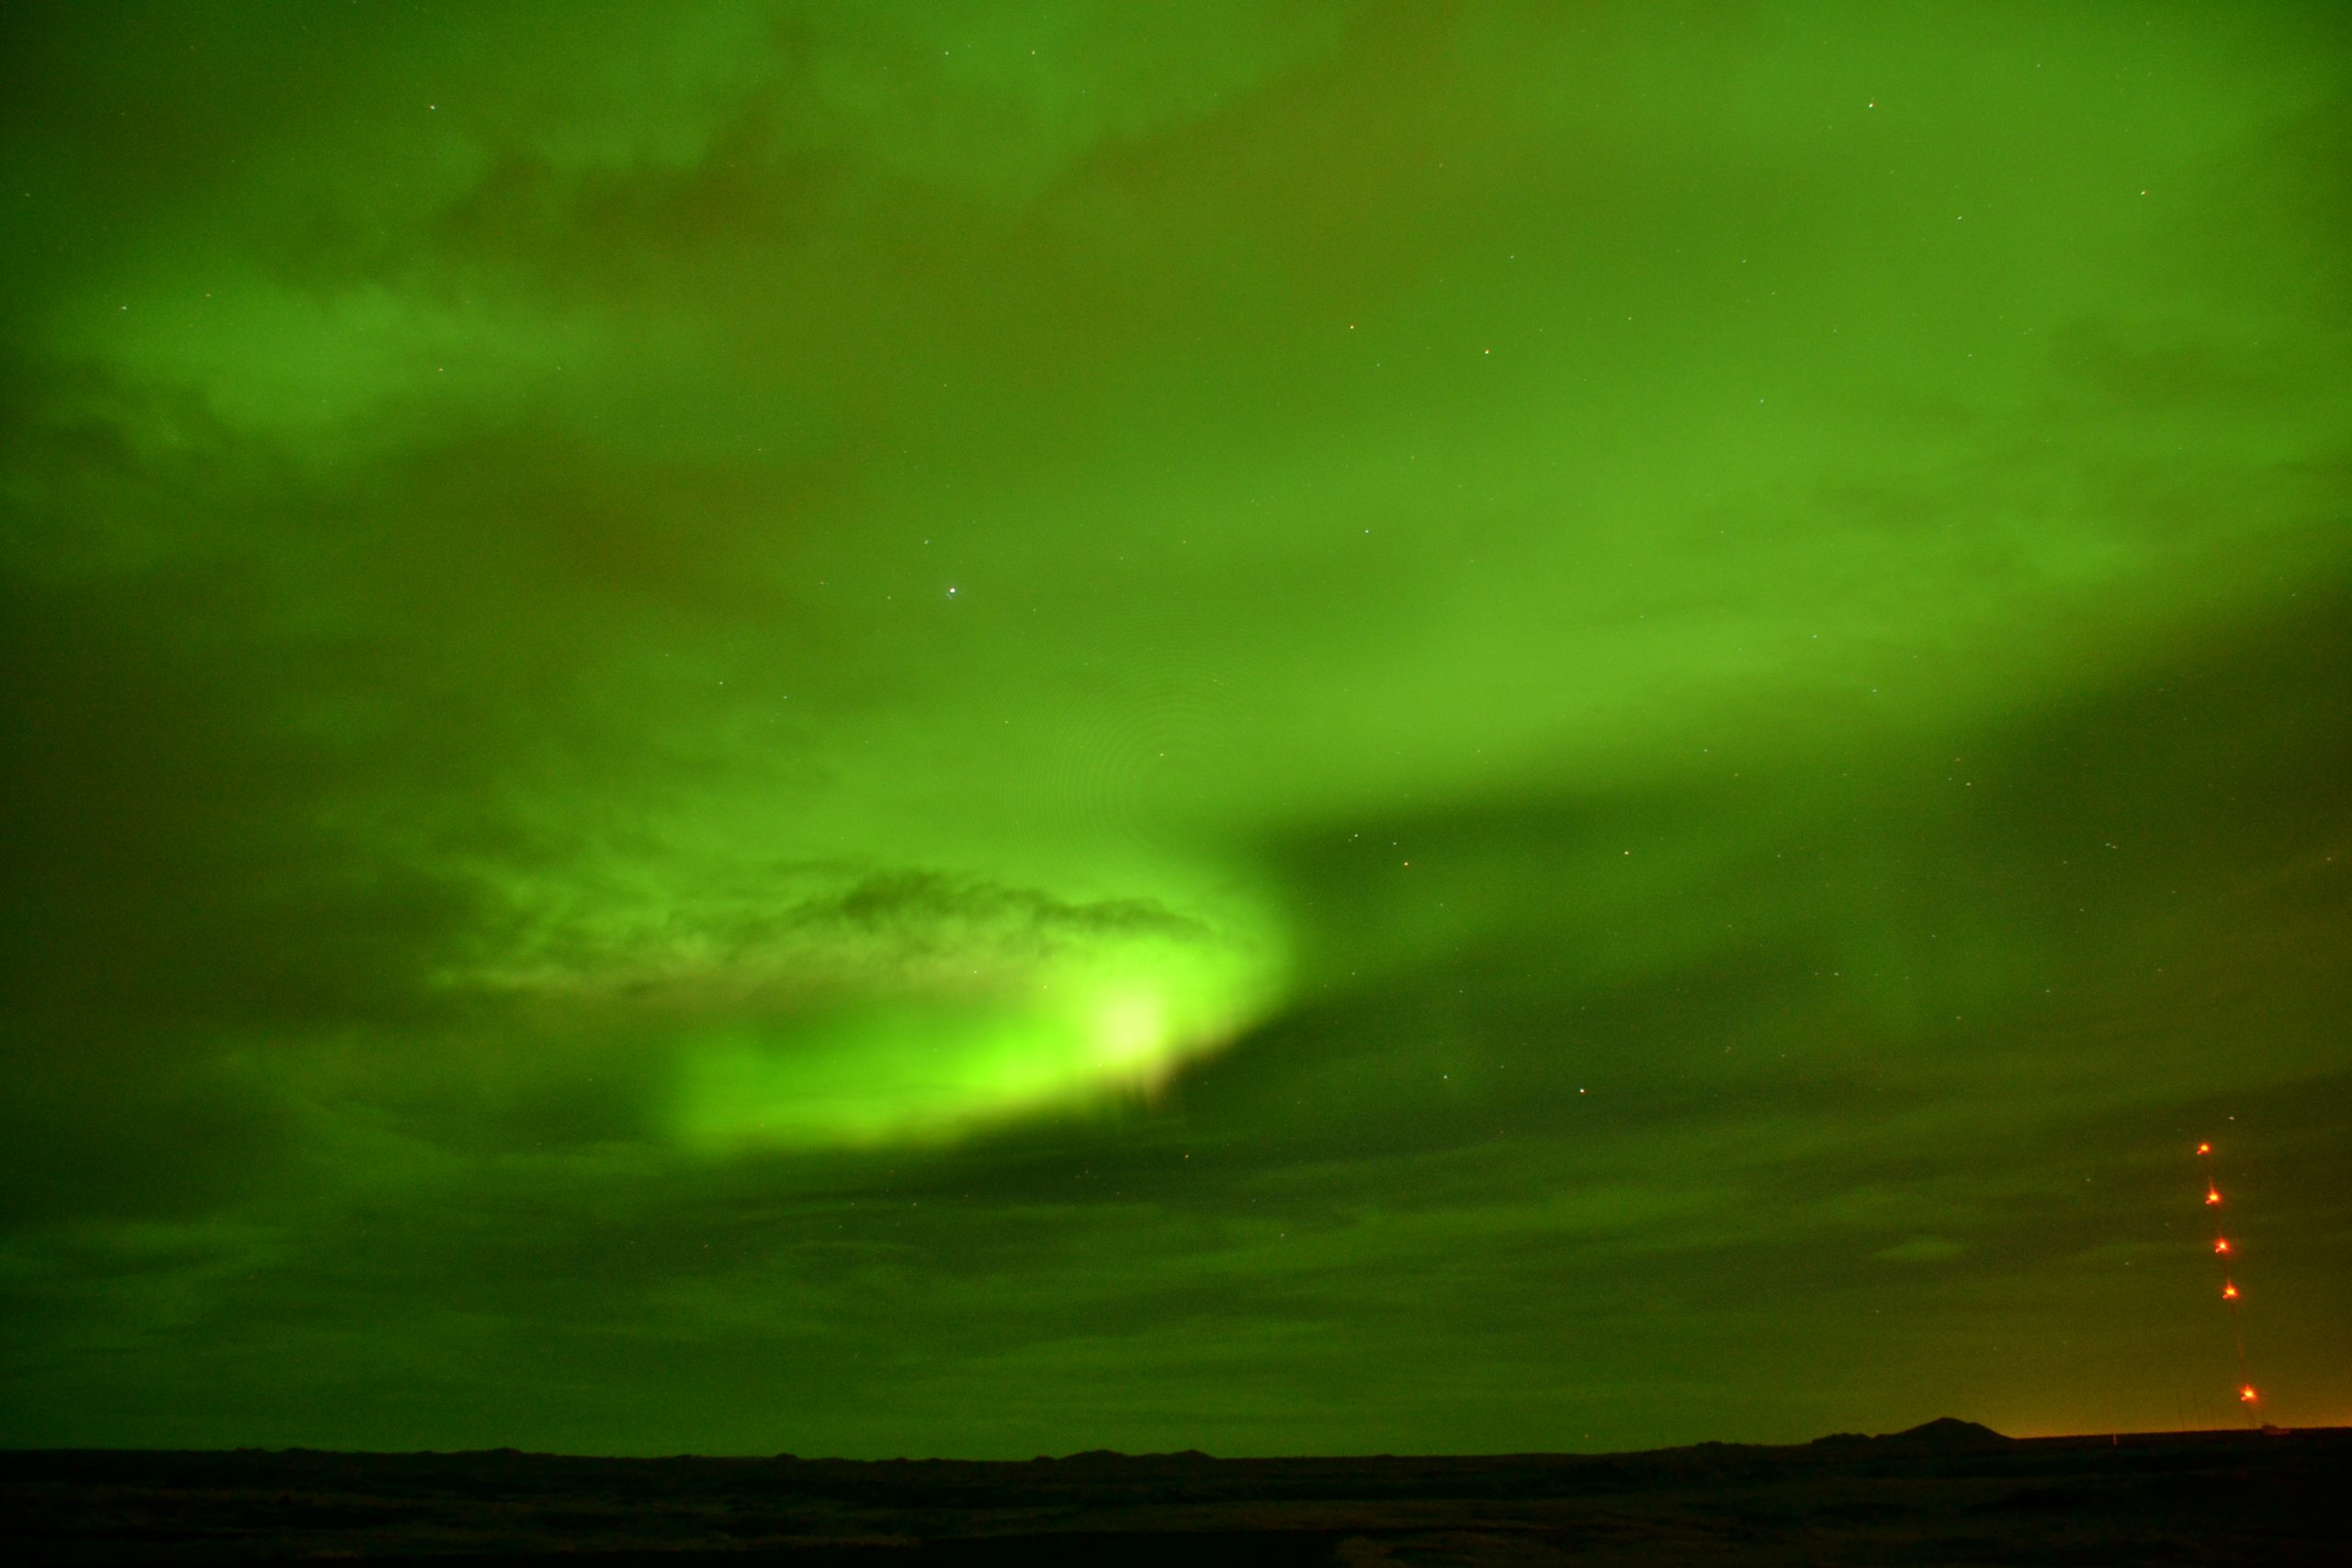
[3,1,2347,1458]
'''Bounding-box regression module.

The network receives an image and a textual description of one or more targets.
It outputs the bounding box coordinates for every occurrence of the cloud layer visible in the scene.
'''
[2,2,2347,1454]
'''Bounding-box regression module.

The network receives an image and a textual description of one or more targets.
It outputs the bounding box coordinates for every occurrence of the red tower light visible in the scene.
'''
[2198,1145,2262,1423]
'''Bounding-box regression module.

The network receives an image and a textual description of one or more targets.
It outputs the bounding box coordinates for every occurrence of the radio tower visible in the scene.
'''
[2197,1142,2260,1426]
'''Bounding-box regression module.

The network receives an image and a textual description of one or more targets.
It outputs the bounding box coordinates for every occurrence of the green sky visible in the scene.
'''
[3,1,2347,1457]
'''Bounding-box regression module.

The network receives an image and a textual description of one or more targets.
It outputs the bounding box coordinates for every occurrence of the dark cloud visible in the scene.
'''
[0,570,482,1037]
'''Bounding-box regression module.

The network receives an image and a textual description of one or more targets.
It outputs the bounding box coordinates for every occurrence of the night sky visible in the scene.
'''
[3,3,2347,1459]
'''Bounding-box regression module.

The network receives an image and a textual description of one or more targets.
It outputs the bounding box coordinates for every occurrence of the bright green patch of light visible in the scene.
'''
[670,925,1275,1151]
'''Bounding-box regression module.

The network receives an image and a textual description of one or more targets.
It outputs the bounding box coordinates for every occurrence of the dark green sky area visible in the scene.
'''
[3,3,2348,1458]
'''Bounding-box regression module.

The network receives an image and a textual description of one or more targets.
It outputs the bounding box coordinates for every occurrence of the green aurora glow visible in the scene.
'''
[2,1,2348,1456]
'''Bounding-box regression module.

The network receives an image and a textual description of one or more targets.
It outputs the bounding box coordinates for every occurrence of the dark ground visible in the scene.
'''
[6,1421,2346,1565]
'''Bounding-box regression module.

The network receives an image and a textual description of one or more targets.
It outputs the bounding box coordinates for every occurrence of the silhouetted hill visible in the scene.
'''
[1878,1416,2012,1450]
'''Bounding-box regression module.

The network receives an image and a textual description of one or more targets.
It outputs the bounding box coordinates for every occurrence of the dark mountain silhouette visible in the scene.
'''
[6,1426,2341,1563]
[1883,1416,2011,1449]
